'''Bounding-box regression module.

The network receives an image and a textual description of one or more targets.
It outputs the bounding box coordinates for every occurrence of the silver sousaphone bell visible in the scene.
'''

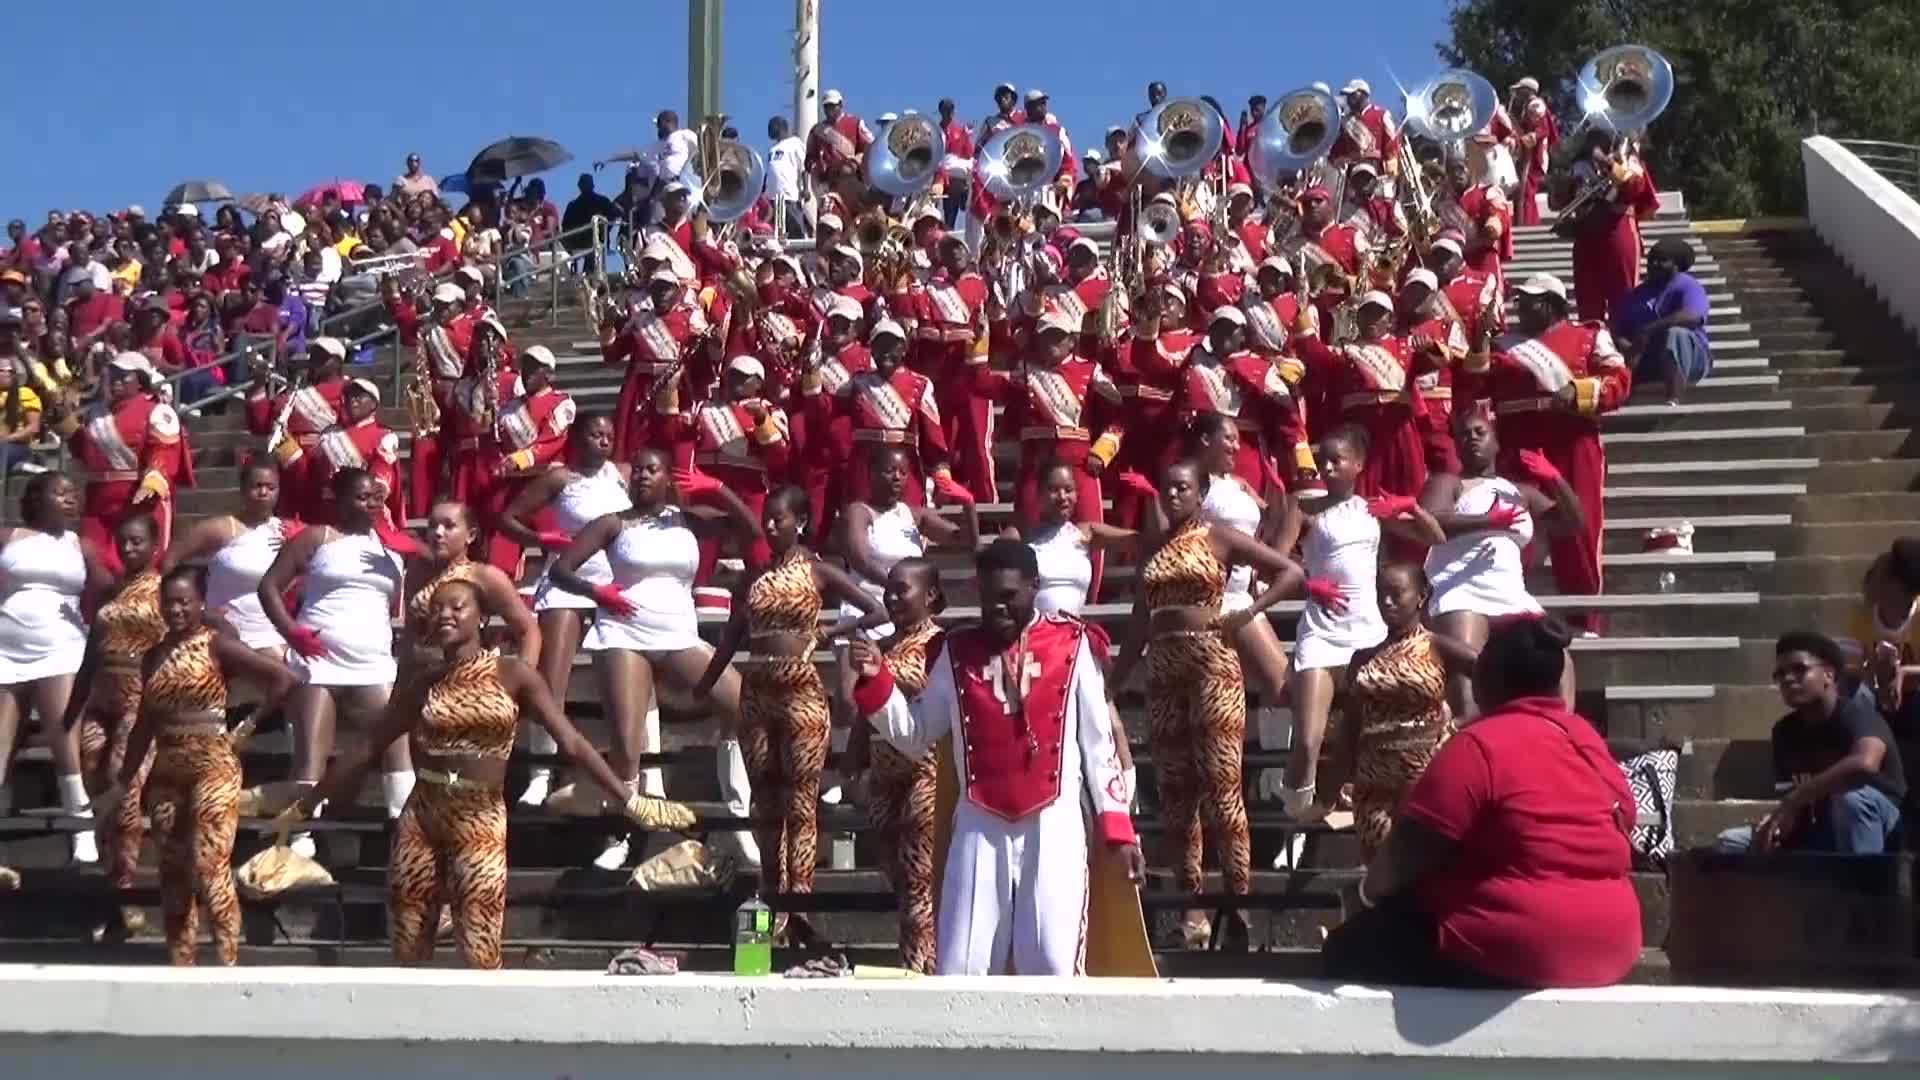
[977,123,1065,202]
[1248,85,1342,191]
[1577,44,1675,133]
[865,111,947,197]
[697,138,766,223]
[1136,98,1225,180]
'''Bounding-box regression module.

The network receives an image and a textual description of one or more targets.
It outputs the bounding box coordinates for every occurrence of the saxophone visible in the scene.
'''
[265,368,305,465]
[405,334,441,439]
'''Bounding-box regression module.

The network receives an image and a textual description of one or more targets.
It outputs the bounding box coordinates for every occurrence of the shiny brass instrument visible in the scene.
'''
[1251,85,1343,249]
[692,119,766,311]
[405,342,441,439]
[1553,46,1673,237]
[1392,68,1499,278]
[977,123,1064,204]
[1135,98,1227,232]
[265,367,304,459]
[866,111,946,199]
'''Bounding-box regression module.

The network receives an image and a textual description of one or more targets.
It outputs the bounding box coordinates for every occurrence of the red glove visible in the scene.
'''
[277,519,306,543]
[1117,470,1158,499]
[286,625,327,659]
[536,529,572,551]
[372,519,423,558]
[931,473,975,506]
[1484,502,1525,531]
[673,467,723,501]
[1516,449,1562,486]
[591,583,636,616]
[1366,495,1417,520]
[1304,577,1349,615]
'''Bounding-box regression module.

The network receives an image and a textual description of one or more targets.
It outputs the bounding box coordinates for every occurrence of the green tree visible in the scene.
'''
[1442,0,1920,216]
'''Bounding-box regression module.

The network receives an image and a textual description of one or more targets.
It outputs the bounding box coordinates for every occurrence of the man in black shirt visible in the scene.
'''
[561,173,619,273]
[1717,631,1906,854]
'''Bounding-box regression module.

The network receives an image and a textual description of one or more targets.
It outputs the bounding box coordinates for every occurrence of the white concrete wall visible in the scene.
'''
[1804,136,1920,340]
[2,966,1917,1079]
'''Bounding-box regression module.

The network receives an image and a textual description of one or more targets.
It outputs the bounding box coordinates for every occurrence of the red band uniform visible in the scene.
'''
[74,355,194,573]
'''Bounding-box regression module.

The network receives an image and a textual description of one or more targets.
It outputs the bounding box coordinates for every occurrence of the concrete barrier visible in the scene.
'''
[1803,136,1920,340]
[1,967,1915,1078]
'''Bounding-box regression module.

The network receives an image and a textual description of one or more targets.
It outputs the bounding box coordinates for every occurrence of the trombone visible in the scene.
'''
[1392,67,1499,277]
[1552,45,1673,236]
[976,123,1064,310]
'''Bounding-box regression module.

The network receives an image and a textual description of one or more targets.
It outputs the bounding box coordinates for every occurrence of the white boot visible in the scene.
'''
[708,738,761,869]
[380,770,415,820]
[59,773,98,865]
[520,727,557,807]
[594,779,638,870]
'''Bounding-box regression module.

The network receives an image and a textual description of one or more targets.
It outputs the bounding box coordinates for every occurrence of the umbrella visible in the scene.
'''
[439,173,471,196]
[295,179,367,208]
[233,193,276,216]
[467,136,573,182]
[162,180,233,206]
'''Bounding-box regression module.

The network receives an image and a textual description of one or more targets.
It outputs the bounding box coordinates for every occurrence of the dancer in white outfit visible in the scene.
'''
[1280,425,1443,814]
[848,539,1146,975]
[499,414,634,808]
[257,468,412,851]
[548,447,757,870]
[163,461,297,658]
[1419,409,1584,717]
[0,473,109,862]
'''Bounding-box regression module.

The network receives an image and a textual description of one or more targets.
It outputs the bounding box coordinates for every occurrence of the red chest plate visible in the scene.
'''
[947,617,1084,821]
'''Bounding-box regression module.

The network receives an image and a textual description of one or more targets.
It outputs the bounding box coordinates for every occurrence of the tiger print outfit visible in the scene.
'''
[81,569,166,890]
[407,558,481,670]
[866,617,942,973]
[737,549,831,896]
[390,648,515,968]
[1140,520,1251,904]
[1340,627,1452,858]
[141,627,243,966]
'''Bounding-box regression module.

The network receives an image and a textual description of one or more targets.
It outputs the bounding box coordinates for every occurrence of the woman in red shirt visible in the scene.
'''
[1323,614,1641,988]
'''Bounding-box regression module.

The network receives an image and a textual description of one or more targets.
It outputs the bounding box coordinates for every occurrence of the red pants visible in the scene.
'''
[937,375,997,503]
[1573,217,1642,323]
[1417,397,1459,476]
[696,468,771,586]
[408,434,442,519]
[802,458,847,547]
[1111,399,1176,531]
[83,482,172,576]
[1517,166,1544,227]
[1497,412,1605,634]
[1013,443,1105,600]
[1346,405,1427,501]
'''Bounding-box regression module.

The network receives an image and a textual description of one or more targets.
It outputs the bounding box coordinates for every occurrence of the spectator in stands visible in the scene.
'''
[66,266,123,349]
[0,355,45,475]
[394,152,440,199]
[562,173,617,273]
[1613,236,1710,405]
[1324,614,1642,988]
[1712,631,1906,855]
[1851,538,1920,726]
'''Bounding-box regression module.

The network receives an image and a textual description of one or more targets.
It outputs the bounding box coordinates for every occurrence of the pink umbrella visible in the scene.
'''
[294,179,367,207]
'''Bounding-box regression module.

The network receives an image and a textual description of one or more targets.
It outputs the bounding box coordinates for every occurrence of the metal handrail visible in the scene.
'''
[151,216,614,412]
[1835,139,1920,200]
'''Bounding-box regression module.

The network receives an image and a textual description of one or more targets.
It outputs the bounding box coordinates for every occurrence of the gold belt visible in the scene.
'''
[1496,396,1557,415]
[1020,426,1090,442]
[1119,386,1173,402]
[416,767,503,793]
[1340,390,1411,409]
[158,719,230,739]
[852,429,914,445]
[91,470,139,484]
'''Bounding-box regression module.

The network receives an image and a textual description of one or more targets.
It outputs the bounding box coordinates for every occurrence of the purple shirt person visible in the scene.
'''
[1612,236,1710,404]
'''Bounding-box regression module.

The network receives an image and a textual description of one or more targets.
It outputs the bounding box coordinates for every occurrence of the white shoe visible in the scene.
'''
[518,770,552,808]
[290,832,317,859]
[819,784,843,806]
[70,830,99,865]
[707,827,763,870]
[593,836,630,871]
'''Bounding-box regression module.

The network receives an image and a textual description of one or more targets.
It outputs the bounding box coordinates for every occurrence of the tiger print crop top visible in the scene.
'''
[885,619,943,697]
[747,548,821,643]
[99,570,166,663]
[416,649,518,760]
[143,627,226,717]
[1140,519,1227,610]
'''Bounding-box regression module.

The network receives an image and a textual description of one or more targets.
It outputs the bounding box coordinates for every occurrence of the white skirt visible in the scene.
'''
[584,610,700,654]
[0,642,85,684]
[289,620,396,687]
[1293,621,1385,672]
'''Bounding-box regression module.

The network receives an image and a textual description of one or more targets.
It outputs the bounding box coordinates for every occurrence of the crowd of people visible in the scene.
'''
[0,70,1845,990]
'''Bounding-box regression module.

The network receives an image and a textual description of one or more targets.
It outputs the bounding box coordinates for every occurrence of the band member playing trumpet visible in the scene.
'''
[245,336,346,484]
[1556,130,1660,322]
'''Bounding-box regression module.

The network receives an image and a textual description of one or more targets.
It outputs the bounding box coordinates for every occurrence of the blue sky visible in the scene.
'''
[3,0,1450,219]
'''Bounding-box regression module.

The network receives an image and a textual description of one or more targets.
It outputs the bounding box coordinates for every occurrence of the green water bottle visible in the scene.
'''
[734,898,773,976]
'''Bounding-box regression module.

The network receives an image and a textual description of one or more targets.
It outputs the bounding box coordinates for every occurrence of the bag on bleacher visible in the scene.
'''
[235,843,335,900]
[544,782,609,817]
[1616,746,1679,869]
[629,839,734,892]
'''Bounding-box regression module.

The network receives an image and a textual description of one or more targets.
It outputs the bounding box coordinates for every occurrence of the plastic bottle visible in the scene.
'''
[733,898,773,976]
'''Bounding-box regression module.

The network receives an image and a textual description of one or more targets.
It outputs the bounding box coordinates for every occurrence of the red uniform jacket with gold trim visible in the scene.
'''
[305,416,404,527]
[909,270,988,380]
[247,376,345,464]
[490,386,576,475]
[975,354,1125,469]
[819,364,950,461]
[678,399,792,495]
[1468,320,1631,425]
[606,304,707,462]
[797,343,873,468]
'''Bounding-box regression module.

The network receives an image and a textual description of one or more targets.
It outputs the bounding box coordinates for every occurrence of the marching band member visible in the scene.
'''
[1295,290,1463,502]
[743,254,818,411]
[1428,234,1503,340]
[975,305,1126,594]
[796,296,872,542]
[1397,267,1482,474]
[245,336,346,483]
[390,280,473,519]
[1023,89,1079,202]
[1222,183,1267,272]
[1188,222,1249,317]
[806,88,875,188]
[909,234,993,502]
[1243,257,1318,358]
[1284,187,1370,342]
[652,181,744,291]
[849,538,1146,976]
[70,354,193,572]
[1509,77,1560,227]
[1058,236,1115,364]
[682,355,791,574]
[605,268,706,464]
[1466,273,1630,635]
[1435,158,1513,289]
[1330,79,1401,176]
[482,346,575,573]
[1557,130,1661,322]
[438,314,518,511]
[1173,307,1311,496]
[1342,162,1407,255]
[1110,282,1200,529]
[302,377,405,529]
[967,83,1024,249]
[819,319,954,509]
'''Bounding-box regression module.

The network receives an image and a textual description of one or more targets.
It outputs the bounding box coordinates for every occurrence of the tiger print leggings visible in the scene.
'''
[146,731,243,966]
[1147,631,1251,898]
[79,667,150,890]
[739,659,832,897]
[388,781,508,969]
[867,741,938,974]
